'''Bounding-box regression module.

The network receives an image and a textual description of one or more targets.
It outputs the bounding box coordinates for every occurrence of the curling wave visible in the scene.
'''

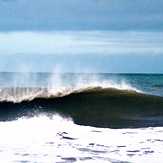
[0,86,163,128]
[0,81,140,103]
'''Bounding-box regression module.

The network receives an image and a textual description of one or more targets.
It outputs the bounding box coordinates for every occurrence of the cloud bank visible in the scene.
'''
[1,31,163,55]
[0,0,163,73]
[0,31,163,73]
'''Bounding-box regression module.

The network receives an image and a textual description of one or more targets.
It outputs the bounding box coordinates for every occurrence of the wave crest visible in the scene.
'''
[0,76,141,103]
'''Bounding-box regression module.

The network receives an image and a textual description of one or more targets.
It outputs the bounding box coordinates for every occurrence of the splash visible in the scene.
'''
[0,114,163,163]
[0,114,74,145]
[0,73,140,102]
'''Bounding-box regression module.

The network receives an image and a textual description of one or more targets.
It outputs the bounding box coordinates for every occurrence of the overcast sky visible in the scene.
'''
[0,0,163,73]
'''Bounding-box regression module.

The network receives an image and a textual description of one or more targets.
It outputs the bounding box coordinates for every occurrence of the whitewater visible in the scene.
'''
[0,72,163,162]
[0,115,163,163]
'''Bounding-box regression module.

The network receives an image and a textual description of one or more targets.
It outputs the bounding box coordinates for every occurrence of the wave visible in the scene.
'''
[0,81,140,103]
[0,86,163,128]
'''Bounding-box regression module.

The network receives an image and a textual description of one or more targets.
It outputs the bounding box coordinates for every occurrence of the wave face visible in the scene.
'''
[0,87,163,128]
[0,73,163,128]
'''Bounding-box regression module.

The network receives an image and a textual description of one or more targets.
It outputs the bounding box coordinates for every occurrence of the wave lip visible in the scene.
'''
[0,80,141,103]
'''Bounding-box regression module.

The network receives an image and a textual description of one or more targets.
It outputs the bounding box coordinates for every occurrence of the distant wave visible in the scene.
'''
[0,86,163,128]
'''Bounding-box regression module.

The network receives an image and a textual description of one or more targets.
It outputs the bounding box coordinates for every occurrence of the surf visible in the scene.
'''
[0,76,140,103]
[1,114,163,163]
[0,73,163,128]
[0,87,163,128]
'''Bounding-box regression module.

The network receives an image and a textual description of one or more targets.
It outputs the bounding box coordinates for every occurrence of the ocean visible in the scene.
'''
[0,72,163,163]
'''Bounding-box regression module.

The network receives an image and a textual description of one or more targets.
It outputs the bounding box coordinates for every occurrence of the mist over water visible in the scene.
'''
[0,72,140,102]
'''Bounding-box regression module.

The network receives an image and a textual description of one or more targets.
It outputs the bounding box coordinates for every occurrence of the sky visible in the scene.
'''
[0,0,163,73]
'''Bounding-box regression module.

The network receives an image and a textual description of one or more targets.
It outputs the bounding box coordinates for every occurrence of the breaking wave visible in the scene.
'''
[0,86,163,128]
[0,80,140,103]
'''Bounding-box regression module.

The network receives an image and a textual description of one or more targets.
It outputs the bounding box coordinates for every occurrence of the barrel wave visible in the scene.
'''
[0,87,163,128]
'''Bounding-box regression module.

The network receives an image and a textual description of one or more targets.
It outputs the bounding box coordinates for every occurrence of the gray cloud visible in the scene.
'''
[0,0,163,31]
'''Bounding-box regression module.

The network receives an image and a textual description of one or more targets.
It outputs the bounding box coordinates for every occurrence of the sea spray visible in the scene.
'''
[0,73,139,102]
